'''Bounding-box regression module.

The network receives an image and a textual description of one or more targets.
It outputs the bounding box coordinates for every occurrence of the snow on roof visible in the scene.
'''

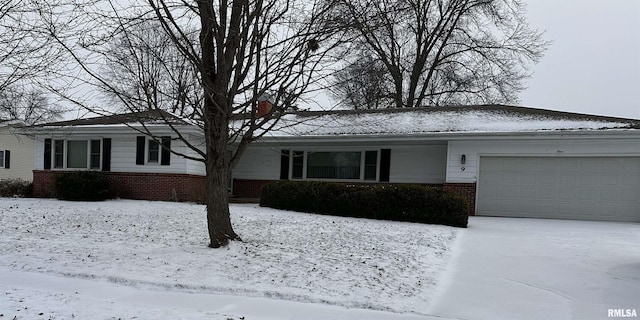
[34,110,190,127]
[263,105,640,137]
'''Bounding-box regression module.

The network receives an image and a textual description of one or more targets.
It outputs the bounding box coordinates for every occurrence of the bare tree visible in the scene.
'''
[101,20,202,118]
[331,54,391,109]
[39,0,341,247]
[0,0,61,93]
[0,86,65,124]
[329,0,549,108]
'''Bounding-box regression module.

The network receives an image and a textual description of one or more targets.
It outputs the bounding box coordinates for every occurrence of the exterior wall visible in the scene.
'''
[389,145,446,183]
[233,147,282,180]
[233,179,276,198]
[444,183,477,216]
[233,144,447,183]
[185,134,206,175]
[446,137,640,183]
[33,170,206,202]
[32,130,207,202]
[0,127,35,181]
[34,134,195,174]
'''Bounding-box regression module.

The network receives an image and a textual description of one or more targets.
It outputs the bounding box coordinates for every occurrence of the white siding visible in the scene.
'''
[447,138,640,183]
[110,135,188,174]
[233,144,447,184]
[0,127,36,181]
[34,133,194,174]
[233,146,281,180]
[389,145,446,183]
[185,134,206,175]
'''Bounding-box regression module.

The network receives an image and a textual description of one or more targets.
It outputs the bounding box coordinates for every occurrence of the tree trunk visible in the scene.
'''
[204,109,241,248]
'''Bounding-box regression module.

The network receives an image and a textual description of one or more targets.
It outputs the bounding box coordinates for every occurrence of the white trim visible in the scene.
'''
[146,139,160,165]
[49,138,103,171]
[288,149,381,182]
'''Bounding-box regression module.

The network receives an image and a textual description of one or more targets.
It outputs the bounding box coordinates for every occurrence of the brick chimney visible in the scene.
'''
[257,93,273,117]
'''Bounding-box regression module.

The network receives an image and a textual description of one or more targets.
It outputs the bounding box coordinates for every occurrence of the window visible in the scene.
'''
[148,140,160,163]
[289,150,379,181]
[292,151,304,179]
[67,140,88,168]
[136,136,171,166]
[51,139,103,170]
[54,140,64,169]
[90,140,101,169]
[307,152,361,179]
[364,151,378,180]
[0,151,4,168]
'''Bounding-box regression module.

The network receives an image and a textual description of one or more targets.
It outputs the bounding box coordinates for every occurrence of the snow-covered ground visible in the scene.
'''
[2,198,638,319]
[429,217,640,320]
[0,198,457,319]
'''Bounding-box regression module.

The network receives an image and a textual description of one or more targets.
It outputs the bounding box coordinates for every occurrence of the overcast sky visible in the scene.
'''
[520,0,640,119]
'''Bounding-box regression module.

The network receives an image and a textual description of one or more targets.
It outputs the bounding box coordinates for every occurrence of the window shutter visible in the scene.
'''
[102,138,111,171]
[4,150,9,169]
[161,136,171,166]
[280,150,290,180]
[136,136,145,165]
[380,149,391,182]
[44,139,52,170]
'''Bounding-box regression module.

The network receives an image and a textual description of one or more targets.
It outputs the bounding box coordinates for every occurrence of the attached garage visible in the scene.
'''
[477,156,640,222]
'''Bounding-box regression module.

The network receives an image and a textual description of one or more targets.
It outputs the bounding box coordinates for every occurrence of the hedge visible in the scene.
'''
[260,181,468,227]
[0,179,33,198]
[54,171,109,201]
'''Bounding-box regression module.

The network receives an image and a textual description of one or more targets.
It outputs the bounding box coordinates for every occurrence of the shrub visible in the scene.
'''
[260,181,468,227]
[0,179,33,198]
[54,171,109,201]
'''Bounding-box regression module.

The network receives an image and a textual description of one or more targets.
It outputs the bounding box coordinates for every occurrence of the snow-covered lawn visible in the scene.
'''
[3,198,638,320]
[0,198,457,319]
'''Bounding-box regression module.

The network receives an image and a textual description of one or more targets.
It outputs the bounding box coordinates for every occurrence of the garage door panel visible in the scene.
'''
[477,157,640,222]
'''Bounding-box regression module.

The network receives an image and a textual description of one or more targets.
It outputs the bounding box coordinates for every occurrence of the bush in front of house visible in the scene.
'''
[260,181,468,227]
[54,171,109,201]
[0,179,33,198]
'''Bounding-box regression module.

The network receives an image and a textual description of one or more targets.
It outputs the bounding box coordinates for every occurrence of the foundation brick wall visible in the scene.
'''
[232,179,276,198]
[33,170,206,203]
[33,171,477,216]
[443,183,477,216]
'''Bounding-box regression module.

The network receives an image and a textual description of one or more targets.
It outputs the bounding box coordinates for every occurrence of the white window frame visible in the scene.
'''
[289,149,380,182]
[147,138,160,164]
[51,138,102,170]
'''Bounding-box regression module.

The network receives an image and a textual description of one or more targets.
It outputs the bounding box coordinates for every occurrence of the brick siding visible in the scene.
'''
[33,170,206,203]
[232,179,277,198]
[443,183,477,216]
[33,171,477,216]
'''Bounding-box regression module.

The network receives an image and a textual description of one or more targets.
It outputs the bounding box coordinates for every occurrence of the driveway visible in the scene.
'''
[428,217,640,319]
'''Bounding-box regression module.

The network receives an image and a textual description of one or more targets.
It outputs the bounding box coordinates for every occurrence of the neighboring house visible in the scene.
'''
[0,121,36,181]
[25,105,640,222]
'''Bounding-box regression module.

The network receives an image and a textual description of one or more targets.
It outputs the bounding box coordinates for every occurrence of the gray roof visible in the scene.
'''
[261,105,640,137]
[36,110,190,127]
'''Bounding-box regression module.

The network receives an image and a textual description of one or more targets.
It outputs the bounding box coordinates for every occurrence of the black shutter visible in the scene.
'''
[161,136,171,166]
[44,139,52,170]
[102,138,111,171]
[380,149,391,182]
[4,150,9,169]
[280,150,290,180]
[136,136,145,165]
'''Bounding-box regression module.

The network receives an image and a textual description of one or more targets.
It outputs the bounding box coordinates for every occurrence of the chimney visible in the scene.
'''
[257,93,273,117]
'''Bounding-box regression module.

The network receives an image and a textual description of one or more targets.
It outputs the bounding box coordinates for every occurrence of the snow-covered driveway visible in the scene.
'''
[429,217,640,320]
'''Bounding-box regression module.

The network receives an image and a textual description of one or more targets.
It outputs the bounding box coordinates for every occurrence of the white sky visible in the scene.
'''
[520,0,640,119]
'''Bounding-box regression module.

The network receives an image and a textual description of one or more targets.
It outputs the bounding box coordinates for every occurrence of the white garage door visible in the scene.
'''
[477,157,640,222]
